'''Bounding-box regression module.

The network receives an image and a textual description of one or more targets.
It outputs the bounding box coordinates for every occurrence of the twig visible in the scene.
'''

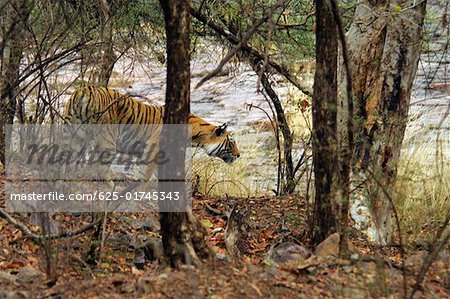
[245,102,281,194]
[276,9,316,29]
[70,253,96,279]
[0,208,102,243]
[205,203,223,216]
[410,211,450,299]
[190,7,312,96]
[98,211,108,265]
[365,169,407,299]
[251,61,297,194]
[195,0,286,89]
[257,15,274,92]
[51,218,103,239]
[0,209,40,241]
[206,179,250,196]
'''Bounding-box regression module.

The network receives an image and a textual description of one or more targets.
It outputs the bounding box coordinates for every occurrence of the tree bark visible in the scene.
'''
[312,0,339,245]
[158,0,210,267]
[344,0,427,244]
[249,60,295,195]
[0,0,31,165]
[93,0,116,86]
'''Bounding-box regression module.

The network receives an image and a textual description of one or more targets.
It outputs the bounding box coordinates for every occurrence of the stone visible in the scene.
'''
[17,267,44,284]
[142,237,164,261]
[125,216,160,232]
[136,277,155,296]
[314,233,355,257]
[106,233,133,250]
[134,249,146,270]
[267,242,312,265]
[405,251,427,270]
[0,271,16,283]
[143,216,161,232]
[0,291,29,299]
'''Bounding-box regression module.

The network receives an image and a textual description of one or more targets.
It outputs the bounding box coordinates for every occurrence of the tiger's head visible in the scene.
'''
[190,117,240,164]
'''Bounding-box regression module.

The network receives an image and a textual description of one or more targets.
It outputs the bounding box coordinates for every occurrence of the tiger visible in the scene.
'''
[64,86,240,166]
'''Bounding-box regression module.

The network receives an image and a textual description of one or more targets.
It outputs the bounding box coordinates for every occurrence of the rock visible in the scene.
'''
[314,233,355,257]
[0,291,29,299]
[143,216,161,232]
[267,242,312,265]
[17,267,44,284]
[438,252,450,263]
[141,237,163,261]
[106,233,133,250]
[359,261,377,272]
[128,216,161,232]
[131,235,149,249]
[296,255,323,271]
[136,277,155,296]
[266,266,282,276]
[435,253,450,287]
[225,206,250,262]
[134,249,146,270]
[405,251,427,270]
[129,235,163,261]
[0,271,16,283]
[406,252,450,272]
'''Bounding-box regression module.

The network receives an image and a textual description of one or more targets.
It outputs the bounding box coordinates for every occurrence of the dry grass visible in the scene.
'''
[190,132,276,197]
[396,133,450,245]
[191,86,312,197]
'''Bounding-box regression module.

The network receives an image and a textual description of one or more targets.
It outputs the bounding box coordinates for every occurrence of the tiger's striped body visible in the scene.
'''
[64,86,240,164]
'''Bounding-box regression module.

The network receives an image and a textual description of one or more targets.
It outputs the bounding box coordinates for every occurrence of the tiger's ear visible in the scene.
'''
[215,123,228,137]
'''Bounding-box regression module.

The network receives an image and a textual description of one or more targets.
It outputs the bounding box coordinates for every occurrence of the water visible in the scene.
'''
[404,7,450,157]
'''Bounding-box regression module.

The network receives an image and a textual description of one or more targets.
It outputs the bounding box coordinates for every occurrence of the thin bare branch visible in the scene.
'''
[0,208,40,241]
[0,208,102,243]
[410,211,450,299]
[190,7,312,96]
[366,168,408,298]
[195,0,286,89]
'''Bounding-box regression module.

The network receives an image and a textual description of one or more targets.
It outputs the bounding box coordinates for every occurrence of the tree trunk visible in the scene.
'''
[158,0,210,267]
[0,0,31,165]
[345,0,427,244]
[311,0,339,245]
[249,60,295,195]
[93,0,116,86]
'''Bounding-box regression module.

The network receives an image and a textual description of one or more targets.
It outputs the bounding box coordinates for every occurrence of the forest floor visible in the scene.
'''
[0,193,449,298]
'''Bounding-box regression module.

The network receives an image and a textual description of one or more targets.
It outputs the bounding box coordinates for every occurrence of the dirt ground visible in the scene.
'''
[0,195,449,298]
